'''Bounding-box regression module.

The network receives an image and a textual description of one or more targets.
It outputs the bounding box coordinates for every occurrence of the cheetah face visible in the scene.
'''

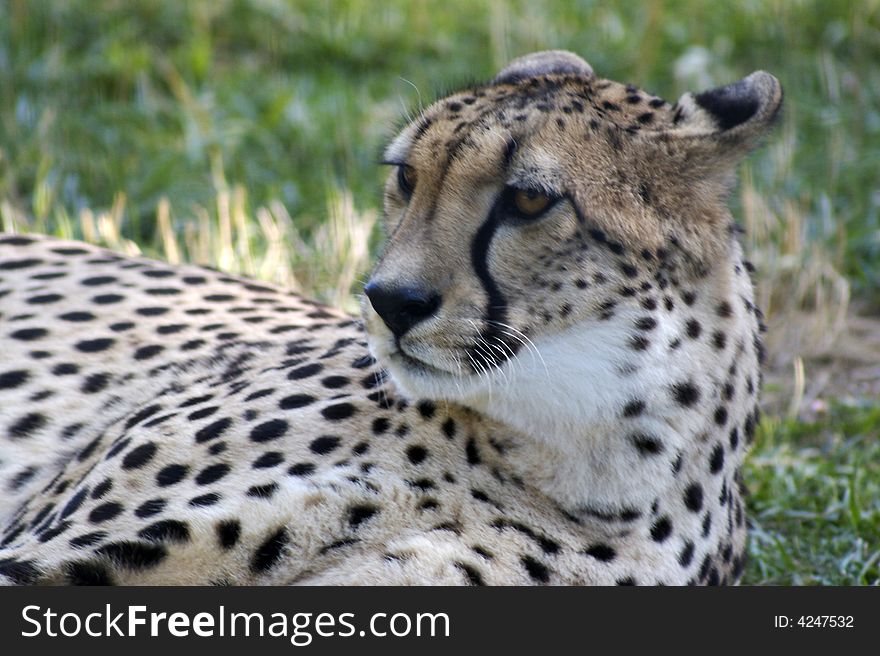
[363,51,781,410]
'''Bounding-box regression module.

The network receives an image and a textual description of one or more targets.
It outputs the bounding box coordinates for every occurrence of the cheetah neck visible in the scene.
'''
[464,312,694,518]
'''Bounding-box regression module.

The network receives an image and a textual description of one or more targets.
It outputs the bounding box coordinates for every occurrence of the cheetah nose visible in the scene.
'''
[364,281,441,338]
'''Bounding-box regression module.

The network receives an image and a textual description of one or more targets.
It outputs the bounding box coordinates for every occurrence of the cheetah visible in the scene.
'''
[0,51,781,585]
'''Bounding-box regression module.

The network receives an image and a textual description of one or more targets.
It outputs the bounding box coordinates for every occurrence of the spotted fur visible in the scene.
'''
[0,51,779,585]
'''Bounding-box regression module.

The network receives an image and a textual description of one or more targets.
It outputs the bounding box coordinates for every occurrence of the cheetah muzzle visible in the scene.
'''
[0,50,780,585]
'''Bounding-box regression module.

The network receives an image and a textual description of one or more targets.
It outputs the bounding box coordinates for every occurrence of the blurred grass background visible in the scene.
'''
[0,0,878,584]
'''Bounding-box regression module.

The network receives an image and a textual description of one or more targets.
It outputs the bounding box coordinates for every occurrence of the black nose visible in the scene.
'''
[364,281,441,338]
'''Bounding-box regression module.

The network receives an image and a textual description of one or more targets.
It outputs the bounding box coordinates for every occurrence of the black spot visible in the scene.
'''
[0,257,43,270]
[77,436,101,461]
[455,562,485,586]
[584,544,616,562]
[135,498,166,518]
[253,452,284,469]
[9,412,47,438]
[288,363,323,380]
[685,319,702,339]
[682,291,696,306]
[59,488,89,519]
[59,311,96,322]
[351,354,375,369]
[634,317,656,331]
[135,306,167,316]
[68,531,109,549]
[95,541,167,570]
[195,463,230,485]
[729,427,740,450]
[671,452,684,475]
[701,512,712,537]
[671,381,700,407]
[53,363,79,376]
[247,483,278,499]
[89,502,123,524]
[348,504,379,529]
[249,418,288,442]
[521,555,550,583]
[0,235,35,245]
[188,406,218,421]
[10,327,49,341]
[77,275,116,288]
[744,412,757,443]
[0,369,29,389]
[616,577,636,586]
[109,322,135,332]
[310,435,341,455]
[156,464,189,487]
[465,438,481,465]
[157,323,187,335]
[121,442,158,470]
[712,331,727,350]
[630,335,650,351]
[417,400,436,419]
[124,404,162,430]
[216,520,241,549]
[372,417,390,434]
[632,433,664,455]
[195,417,232,443]
[684,483,704,512]
[699,555,712,580]
[714,406,728,426]
[441,418,457,439]
[650,516,672,542]
[138,520,190,543]
[637,111,654,124]
[75,338,115,353]
[134,345,164,360]
[242,389,272,403]
[189,493,221,507]
[678,541,695,567]
[709,444,725,474]
[622,399,645,417]
[250,528,289,573]
[321,402,356,421]
[321,375,349,389]
[8,466,37,491]
[288,462,316,476]
[406,445,428,465]
[82,373,111,393]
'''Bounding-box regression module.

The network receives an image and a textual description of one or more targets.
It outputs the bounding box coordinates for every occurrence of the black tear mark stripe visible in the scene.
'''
[469,196,513,369]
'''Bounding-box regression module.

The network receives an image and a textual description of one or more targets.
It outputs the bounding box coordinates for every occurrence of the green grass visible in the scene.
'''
[746,406,880,585]
[1,0,878,584]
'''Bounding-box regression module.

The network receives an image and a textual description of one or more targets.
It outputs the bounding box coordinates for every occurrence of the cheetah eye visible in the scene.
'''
[513,189,552,215]
[397,165,417,198]
[503,186,559,221]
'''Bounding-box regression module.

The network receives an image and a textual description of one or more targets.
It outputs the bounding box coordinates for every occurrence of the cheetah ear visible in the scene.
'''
[668,71,783,164]
[493,50,594,84]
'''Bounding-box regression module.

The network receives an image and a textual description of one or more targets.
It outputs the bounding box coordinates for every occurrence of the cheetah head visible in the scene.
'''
[363,50,781,436]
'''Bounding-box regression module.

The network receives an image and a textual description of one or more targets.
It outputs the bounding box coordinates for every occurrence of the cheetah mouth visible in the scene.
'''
[392,349,457,378]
